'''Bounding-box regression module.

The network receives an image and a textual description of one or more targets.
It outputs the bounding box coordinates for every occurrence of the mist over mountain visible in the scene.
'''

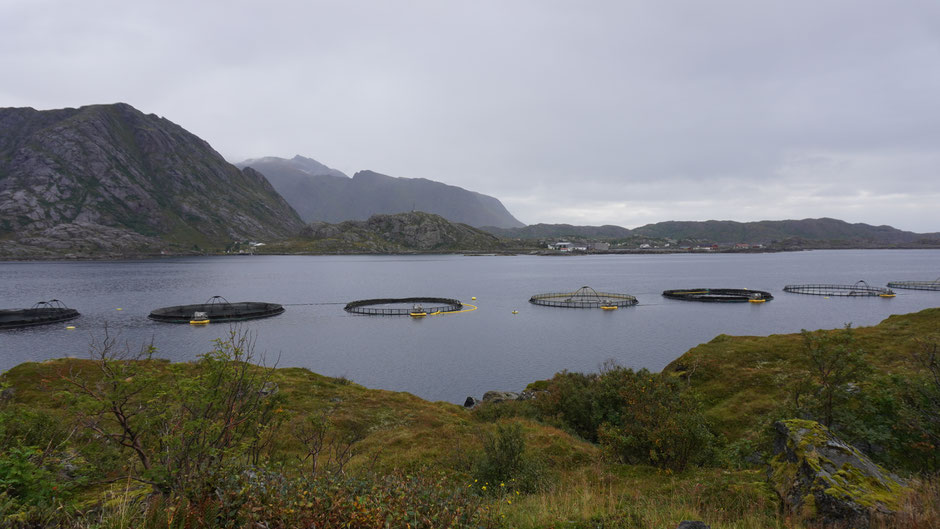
[0,103,304,257]
[236,156,524,229]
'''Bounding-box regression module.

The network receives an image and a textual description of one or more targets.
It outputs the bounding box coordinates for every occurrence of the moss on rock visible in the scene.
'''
[768,419,908,527]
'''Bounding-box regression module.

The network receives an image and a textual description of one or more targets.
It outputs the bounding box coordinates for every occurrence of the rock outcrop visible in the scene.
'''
[288,211,511,253]
[481,391,520,404]
[768,419,908,528]
[0,103,304,257]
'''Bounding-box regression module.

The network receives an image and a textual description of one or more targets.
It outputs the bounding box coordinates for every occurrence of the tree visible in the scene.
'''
[63,328,284,495]
[896,337,940,471]
[798,325,871,428]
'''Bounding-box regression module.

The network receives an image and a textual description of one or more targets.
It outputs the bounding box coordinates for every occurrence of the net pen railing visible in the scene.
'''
[887,279,940,291]
[529,286,638,308]
[344,297,463,315]
[149,296,285,322]
[662,288,773,302]
[783,280,894,297]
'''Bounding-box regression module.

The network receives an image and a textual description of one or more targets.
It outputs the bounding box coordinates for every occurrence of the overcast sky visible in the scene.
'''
[2,1,939,231]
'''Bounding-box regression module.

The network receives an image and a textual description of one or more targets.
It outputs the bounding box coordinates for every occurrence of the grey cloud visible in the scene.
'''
[1,0,938,231]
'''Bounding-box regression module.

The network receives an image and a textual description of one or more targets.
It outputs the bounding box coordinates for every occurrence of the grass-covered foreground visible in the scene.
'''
[1,309,939,528]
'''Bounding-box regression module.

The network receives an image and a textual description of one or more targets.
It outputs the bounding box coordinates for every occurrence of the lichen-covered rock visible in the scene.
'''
[768,419,908,527]
[482,390,519,404]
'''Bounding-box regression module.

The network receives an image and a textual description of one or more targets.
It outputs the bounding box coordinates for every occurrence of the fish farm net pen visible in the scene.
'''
[149,296,285,323]
[0,299,80,330]
[529,286,638,308]
[661,288,773,302]
[783,280,895,297]
[344,297,463,315]
[887,279,940,291]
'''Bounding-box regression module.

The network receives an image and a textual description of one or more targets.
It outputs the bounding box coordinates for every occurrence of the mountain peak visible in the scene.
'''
[0,103,304,257]
[246,158,524,228]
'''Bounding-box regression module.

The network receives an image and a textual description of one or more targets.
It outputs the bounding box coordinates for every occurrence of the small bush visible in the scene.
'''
[473,422,545,493]
[532,365,717,471]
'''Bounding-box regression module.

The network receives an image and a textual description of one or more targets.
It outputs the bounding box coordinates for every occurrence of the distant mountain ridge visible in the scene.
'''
[0,103,304,257]
[236,156,524,229]
[482,223,632,239]
[484,218,940,245]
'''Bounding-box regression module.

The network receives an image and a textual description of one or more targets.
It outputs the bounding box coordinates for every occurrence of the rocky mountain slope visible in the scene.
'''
[236,156,524,229]
[264,211,514,253]
[484,217,939,246]
[0,103,304,258]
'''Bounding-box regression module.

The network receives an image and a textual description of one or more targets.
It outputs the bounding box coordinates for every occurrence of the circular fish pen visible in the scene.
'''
[344,297,463,316]
[0,300,80,330]
[662,288,773,303]
[887,278,940,291]
[529,286,638,309]
[783,280,895,297]
[149,296,285,323]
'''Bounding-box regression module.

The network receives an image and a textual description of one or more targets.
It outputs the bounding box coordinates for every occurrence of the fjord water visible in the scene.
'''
[1,250,938,403]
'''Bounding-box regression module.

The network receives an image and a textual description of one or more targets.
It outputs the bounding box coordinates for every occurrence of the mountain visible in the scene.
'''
[482,223,632,239]
[0,103,304,257]
[264,211,514,253]
[631,218,940,245]
[236,156,525,229]
[483,218,939,247]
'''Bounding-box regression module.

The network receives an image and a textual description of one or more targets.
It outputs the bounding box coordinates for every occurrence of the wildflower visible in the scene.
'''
[507,500,511,504]
[481,486,486,491]
[500,482,505,487]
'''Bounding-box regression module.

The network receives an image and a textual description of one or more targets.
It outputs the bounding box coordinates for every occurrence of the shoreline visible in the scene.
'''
[4,245,940,262]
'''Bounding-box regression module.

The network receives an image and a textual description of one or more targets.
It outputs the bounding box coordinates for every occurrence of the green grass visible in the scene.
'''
[3,309,939,527]
[664,308,940,444]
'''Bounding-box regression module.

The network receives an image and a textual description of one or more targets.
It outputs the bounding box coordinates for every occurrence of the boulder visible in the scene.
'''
[463,396,479,408]
[482,390,519,404]
[768,419,908,528]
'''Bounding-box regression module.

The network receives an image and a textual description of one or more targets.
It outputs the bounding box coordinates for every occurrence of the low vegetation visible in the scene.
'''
[1,310,938,527]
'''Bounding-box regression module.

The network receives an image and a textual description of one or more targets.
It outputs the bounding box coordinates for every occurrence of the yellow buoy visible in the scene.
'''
[748,299,766,303]
[512,310,518,314]
[116,308,123,311]
[471,297,476,300]
[66,326,76,330]
[601,306,618,310]
[879,294,896,298]
[189,319,210,325]
[410,312,427,318]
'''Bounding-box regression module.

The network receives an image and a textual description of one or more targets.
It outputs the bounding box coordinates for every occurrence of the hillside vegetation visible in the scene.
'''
[261,211,522,253]
[485,218,940,248]
[1,310,938,527]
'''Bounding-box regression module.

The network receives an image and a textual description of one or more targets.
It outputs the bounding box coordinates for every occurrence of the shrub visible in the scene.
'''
[532,365,717,471]
[62,328,285,496]
[595,368,715,471]
[473,422,545,493]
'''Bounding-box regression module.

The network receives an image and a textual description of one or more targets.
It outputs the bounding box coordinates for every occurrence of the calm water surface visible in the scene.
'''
[1,251,938,403]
